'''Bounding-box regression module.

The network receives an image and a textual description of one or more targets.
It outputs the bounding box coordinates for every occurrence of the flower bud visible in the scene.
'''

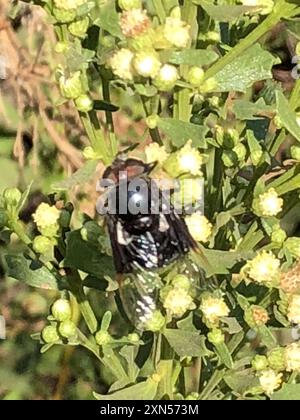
[287,295,300,324]
[3,188,21,207]
[145,115,159,130]
[120,8,151,38]
[233,143,247,162]
[242,251,280,286]
[68,17,89,38]
[271,225,287,245]
[59,320,77,338]
[133,51,161,78]
[185,213,212,243]
[291,145,300,162]
[252,355,269,371]
[42,325,60,344]
[145,142,168,164]
[267,347,286,372]
[118,0,141,10]
[163,288,195,318]
[59,71,84,99]
[153,64,179,91]
[174,140,204,177]
[33,203,61,238]
[200,294,230,326]
[33,235,55,254]
[52,299,72,322]
[171,274,191,291]
[259,369,282,396]
[187,67,204,87]
[285,237,300,259]
[144,310,165,332]
[285,342,300,372]
[95,330,112,346]
[75,94,93,112]
[109,48,134,81]
[55,41,69,54]
[200,77,217,93]
[163,17,191,49]
[253,188,283,217]
[207,328,225,345]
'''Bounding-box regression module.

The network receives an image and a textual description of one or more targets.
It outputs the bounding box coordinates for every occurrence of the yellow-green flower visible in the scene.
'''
[177,140,204,176]
[253,188,283,217]
[163,288,195,318]
[120,8,151,38]
[145,143,169,164]
[187,66,204,87]
[163,17,191,49]
[59,71,84,99]
[154,64,179,91]
[185,213,212,243]
[285,342,300,372]
[33,203,61,237]
[287,295,300,324]
[109,48,134,81]
[200,294,230,326]
[133,51,161,78]
[242,251,280,285]
[259,369,282,396]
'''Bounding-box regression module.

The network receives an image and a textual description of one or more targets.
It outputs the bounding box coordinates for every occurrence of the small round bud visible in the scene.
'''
[133,51,161,78]
[95,330,112,346]
[33,203,61,238]
[163,17,191,49]
[268,348,286,372]
[59,320,77,338]
[271,226,287,245]
[185,213,212,243]
[154,64,179,91]
[233,143,247,162]
[33,236,55,254]
[172,274,191,291]
[259,369,282,396]
[245,305,269,328]
[109,48,134,81]
[242,251,281,286]
[285,342,300,372]
[59,71,84,99]
[144,310,165,332]
[252,355,269,371]
[207,328,225,345]
[145,114,159,129]
[75,94,93,112]
[52,299,72,322]
[200,77,217,93]
[42,325,60,344]
[187,66,204,87]
[253,188,283,217]
[120,8,151,38]
[291,145,300,161]
[145,142,168,164]
[68,17,89,38]
[118,0,142,11]
[3,188,22,207]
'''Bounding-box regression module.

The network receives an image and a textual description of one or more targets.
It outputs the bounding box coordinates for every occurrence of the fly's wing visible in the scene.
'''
[106,215,130,273]
[165,210,198,252]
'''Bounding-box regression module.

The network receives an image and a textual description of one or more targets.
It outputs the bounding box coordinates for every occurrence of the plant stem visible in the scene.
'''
[174,1,197,121]
[141,96,163,145]
[204,0,297,81]
[153,0,166,23]
[101,76,118,157]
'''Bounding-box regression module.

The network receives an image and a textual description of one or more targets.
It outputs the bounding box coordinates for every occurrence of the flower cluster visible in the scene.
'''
[241,251,281,286]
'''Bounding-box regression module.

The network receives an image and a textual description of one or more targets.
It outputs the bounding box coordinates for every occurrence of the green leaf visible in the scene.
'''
[93,377,158,400]
[276,90,300,143]
[135,84,158,97]
[214,44,278,93]
[51,160,98,192]
[286,19,300,40]
[93,100,119,112]
[157,118,208,148]
[64,230,115,279]
[163,49,218,67]
[257,325,277,349]
[5,254,62,290]
[95,0,124,39]
[194,0,259,22]
[163,329,209,357]
[232,98,275,121]
[271,384,300,400]
[224,370,259,394]
[66,43,95,72]
[214,342,234,369]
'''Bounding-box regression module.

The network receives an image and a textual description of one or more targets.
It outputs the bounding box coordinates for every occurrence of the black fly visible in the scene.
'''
[100,156,197,274]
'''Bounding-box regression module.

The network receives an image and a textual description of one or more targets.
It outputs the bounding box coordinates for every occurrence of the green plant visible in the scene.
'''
[2,0,300,400]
